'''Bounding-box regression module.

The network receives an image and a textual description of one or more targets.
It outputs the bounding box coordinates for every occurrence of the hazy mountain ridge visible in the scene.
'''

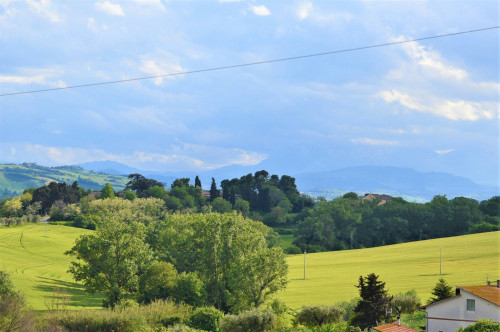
[1,161,497,201]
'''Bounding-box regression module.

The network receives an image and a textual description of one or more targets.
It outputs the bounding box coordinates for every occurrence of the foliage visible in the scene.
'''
[233,199,250,216]
[456,318,500,332]
[296,305,345,327]
[427,278,454,304]
[100,183,115,199]
[139,262,179,304]
[43,300,191,332]
[220,309,276,332]
[334,298,360,322]
[32,181,82,214]
[211,197,232,213]
[0,271,33,332]
[392,290,421,315]
[126,173,164,197]
[173,272,206,307]
[188,307,224,332]
[351,273,392,330]
[66,219,154,308]
[155,213,288,313]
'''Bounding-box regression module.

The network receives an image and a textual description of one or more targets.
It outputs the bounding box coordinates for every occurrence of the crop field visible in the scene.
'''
[1,223,499,311]
[281,231,500,308]
[0,223,102,310]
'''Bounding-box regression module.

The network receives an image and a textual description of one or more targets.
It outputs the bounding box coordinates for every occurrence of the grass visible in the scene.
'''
[1,223,499,315]
[0,223,103,310]
[279,234,296,250]
[280,231,500,309]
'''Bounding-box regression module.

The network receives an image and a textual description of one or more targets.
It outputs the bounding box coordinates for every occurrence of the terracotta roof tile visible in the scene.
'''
[459,285,500,306]
[374,323,417,332]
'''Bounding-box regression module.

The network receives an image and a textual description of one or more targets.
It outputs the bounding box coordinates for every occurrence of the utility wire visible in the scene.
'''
[1,26,498,97]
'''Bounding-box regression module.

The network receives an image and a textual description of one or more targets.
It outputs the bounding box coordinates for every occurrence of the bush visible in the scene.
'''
[173,272,206,307]
[44,300,191,332]
[392,290,421,315]
[220,309,276,332]
[456,318,500,331]
[296,305,345,327]
[188,307,224,332]
[286,245,302,255]
[334,298,359,322]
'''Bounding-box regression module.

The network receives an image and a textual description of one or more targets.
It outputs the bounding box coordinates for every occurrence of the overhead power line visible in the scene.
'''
[1,26,498,97]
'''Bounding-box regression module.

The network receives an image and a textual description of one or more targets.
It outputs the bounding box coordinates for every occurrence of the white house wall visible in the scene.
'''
[426,291,500,332]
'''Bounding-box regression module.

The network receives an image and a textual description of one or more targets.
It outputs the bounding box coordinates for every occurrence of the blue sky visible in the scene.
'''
[0,0,498,186]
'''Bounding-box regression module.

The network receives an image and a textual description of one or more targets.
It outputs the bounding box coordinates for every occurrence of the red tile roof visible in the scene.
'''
[459,285,500,306]
[374,323,417,332]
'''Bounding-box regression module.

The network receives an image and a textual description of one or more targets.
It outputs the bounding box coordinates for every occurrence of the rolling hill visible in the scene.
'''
[1,223,498,310]
[0,163,129,198]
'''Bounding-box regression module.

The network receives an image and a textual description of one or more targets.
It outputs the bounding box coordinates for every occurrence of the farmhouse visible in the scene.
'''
[424,281,500,332]
[361,193,393,205]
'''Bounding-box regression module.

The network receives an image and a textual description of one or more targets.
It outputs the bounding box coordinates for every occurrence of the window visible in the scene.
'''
[466,299,475,311]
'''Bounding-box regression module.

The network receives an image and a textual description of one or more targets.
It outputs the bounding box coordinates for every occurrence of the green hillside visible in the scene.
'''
[0,163,129,198]
[0,223,103,310]
[282,231,500,308]
[1,223,498,311]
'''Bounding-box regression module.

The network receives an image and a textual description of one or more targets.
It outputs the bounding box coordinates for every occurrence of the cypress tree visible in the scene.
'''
[210,178,219,202]
[195,176,202,189]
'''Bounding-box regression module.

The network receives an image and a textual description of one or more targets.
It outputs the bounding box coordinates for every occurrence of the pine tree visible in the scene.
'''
[427,278,454,304]
[352,273,392,330]
[210,178,219,202]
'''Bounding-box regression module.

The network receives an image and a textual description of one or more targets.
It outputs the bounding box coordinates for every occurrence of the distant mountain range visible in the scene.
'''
[76,161,497,201]
[1,161,497,201]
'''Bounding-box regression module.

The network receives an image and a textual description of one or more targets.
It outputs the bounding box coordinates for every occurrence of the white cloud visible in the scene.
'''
[296,2,351,23]
[87,17,98,32]
[0,143,267,172]
[251,5,270,16]
[26,0,61,22]
[393,37,467,81]
[377,89,497,121]
[297,2,312,20]
[138,51,186,85]
[0,68,65,87]
[94,1,124,16]
[351,138,399,146]
[435,149,454,155]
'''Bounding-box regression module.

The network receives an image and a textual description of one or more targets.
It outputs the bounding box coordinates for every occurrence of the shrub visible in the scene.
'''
[296,305,345,327]
[188,307,224,332]
[220,309,276,332]
[334,298,359,322]
[286,245,302,255]
[392,290,421,315]
[174,272,206,307]
[456,318,500,331]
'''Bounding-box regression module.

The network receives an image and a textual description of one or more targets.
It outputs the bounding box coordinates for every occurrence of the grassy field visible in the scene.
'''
[281,231,500,308]
[1,223,499,313]
[0,223,103,310]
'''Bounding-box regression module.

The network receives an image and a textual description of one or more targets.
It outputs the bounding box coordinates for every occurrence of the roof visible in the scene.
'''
[374,323,417,332]
[459,285,500,306]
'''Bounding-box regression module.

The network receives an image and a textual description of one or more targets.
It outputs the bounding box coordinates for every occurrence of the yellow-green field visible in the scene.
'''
[1,223,499,311]
[281,231,500,308]
[0,223,102,310]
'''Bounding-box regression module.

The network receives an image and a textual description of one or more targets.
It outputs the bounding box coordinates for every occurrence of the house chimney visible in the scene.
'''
[487,281,491,286]
[497,280,500,288]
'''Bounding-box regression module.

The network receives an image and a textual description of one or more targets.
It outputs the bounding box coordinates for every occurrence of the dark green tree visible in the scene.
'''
[351,273,392,330]
[195,176,202,189]
[427,278,454,304]
[210,178,219,202]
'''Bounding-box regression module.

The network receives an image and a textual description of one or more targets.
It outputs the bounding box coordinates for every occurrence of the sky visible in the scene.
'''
[0,0,498,186]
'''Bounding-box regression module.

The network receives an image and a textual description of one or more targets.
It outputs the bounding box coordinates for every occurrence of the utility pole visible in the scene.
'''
[440,244,442,275]
[304,249,307,280]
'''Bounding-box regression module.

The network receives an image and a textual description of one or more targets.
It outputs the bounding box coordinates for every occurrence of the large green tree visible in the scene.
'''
[155,212,288,313]
[66,218,154,307]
